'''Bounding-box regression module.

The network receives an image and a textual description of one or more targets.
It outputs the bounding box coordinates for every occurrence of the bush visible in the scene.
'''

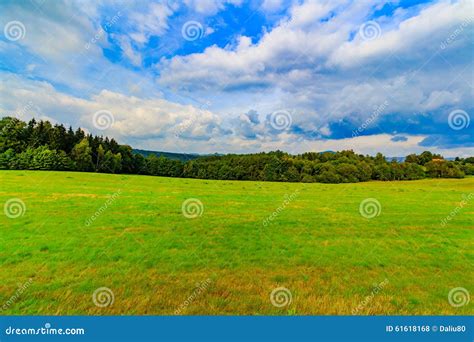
[0,116,471,184]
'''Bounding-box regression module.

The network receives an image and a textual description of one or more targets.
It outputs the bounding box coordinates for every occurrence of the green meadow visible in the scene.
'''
[0,170,472,315]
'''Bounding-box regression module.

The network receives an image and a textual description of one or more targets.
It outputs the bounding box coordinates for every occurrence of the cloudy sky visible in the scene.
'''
[0,0,473,156]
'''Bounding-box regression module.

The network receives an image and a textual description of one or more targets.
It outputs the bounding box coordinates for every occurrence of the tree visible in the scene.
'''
[462,163,474,175]
[113,153,122,173]
[65,126,76,153]
[132,153,146,174]
[54,150,74,170]
[96,144,105,171]
[118,145,135,174]
[418,151,433,165]
[316,171,341,183]
[425,161,464,178]
[71,138,93,172]
[31,146,56,170]
[0,117,27,153]
[101,151,122,173]
[402,162,425,180]
[0,117,470,183]
[374,152,386,164]
[49,124,67,151]
[284,166,300,182]
[337,163,359,183]
[405,154,419,164]
[301,174,315,183]
[0,148,15,169]
[10,147,35,169]
[356,161,373,182]
[374,163,392,181]
[74,127,85,143]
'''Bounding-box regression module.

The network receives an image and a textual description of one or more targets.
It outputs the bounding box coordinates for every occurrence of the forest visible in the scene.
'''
[1,116,473,183]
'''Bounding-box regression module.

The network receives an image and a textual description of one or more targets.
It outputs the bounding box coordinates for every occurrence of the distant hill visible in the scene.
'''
[133,148,457,163]
[386,156,456,162]
[132,149,201,161]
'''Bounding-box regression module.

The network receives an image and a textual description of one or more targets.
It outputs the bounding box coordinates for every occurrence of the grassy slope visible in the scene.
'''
[0,170,472,315]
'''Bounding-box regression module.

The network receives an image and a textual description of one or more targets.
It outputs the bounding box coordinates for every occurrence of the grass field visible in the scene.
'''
[0,170,472,315]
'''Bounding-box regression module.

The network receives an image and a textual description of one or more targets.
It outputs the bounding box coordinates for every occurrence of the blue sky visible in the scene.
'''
[0,0,473,156]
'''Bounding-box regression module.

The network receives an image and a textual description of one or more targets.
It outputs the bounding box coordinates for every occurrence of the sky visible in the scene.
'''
[0,0,473,157]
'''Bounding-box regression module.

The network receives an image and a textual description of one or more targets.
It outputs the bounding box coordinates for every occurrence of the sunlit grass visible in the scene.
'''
[0,170,472,315]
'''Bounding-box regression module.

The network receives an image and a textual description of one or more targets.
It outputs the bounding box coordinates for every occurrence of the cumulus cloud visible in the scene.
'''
[155,0,473,152]
[0,1,102,62]
[158,0,472,94]
[0,73,225,143]
[1,71,473,157]
[1,0,473,156]
[261,0,284,13]
[127,2,173,43]
[328,0,473,68]
[0,0,161,96]
[183,0,243,15]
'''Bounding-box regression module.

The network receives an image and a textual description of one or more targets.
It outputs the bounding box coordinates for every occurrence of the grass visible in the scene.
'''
[0,170,472,315]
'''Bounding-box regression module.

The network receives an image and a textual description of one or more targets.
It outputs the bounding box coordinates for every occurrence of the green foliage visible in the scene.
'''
[0,148,15,169]
[425,161,464,178]
[0,116,471,183]
[462,163,474,175]
[0,117,27,153]
[71,138,93,172]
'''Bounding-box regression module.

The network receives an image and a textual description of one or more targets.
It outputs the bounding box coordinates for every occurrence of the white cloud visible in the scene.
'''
[156,0,473,139]
[261,0,284,13]
[0,1,102,62]
[114,35,143,66]
[328,0,474,68]
[0,1,155,95]
[126,2,173,44]
[183,0,243,15]
[0,73,223,142]
[1,71,473,157]
[1,0,472,155]
[158,0,472,90]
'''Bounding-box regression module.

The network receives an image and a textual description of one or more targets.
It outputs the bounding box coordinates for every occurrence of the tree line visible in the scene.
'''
[1,117,473,183]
